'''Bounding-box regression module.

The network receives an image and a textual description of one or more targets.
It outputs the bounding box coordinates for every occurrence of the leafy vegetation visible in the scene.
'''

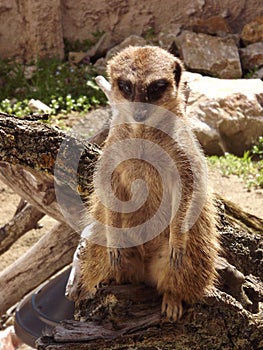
[64,31,105,56]
[208,138,263,189]
[251,136,263,160]
[0,58,107,116]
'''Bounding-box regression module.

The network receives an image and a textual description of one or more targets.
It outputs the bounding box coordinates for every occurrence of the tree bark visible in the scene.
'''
[0,223,78,315]
[36,284,262,350]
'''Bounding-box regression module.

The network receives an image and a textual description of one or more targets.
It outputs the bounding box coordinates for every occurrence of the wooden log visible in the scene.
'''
[0,202,45,255]
[0,112,99,192]
[0,223,79,316]
[217,196,263,280]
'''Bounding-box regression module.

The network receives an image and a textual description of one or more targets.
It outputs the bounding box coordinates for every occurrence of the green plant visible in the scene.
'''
[251,136,263,160]
[64,31,105,56]
[64,38,93,55]
[0,58,107,116]
[208,148,263,189]
[143,27,156,40]
[243,67,259,79]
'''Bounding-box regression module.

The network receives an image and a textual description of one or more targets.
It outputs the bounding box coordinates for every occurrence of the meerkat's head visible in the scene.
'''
[107,46,184,123]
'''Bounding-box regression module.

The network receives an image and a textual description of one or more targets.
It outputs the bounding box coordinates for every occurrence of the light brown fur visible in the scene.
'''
[78,46,220,321]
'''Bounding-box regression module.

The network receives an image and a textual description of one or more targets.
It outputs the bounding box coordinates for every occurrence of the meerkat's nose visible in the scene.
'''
[134,106,148,122]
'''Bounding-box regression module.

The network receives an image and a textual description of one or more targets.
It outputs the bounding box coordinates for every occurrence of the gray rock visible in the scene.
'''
[93,57,107,74]
[184,72,263,155]
[176,31,242,79]
[240,42,263,71]
[86,33,115,59]
[106,35,147,60]
[157,26,182,51]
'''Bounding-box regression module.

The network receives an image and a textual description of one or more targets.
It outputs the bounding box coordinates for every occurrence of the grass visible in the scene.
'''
[207,140,263,190]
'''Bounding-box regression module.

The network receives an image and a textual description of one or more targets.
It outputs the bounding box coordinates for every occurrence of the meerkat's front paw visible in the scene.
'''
[169,246,185,268]
[109,248,121,268]
[161,292,183,321]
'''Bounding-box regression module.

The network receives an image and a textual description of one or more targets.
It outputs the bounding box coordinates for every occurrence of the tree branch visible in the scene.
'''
[0,202,44,255]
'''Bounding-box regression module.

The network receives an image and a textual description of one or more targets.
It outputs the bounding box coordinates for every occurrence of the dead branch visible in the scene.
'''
[0,223,78,315]
[0,202,44,255]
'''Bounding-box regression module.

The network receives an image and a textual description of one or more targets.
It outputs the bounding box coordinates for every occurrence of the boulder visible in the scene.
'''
[157,26,182,51]
[241,17,263,45]
[190,16,232,36]
[86,33,116,60]
[239,42,263,71]
[183,72,263,155]
[106,35,147,60]
[175,31,242,79]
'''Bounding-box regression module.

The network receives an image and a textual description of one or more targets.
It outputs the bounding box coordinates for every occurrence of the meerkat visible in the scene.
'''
[66,46,220,321]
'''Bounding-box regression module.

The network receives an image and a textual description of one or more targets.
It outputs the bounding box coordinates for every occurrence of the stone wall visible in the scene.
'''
[0,0,262,61]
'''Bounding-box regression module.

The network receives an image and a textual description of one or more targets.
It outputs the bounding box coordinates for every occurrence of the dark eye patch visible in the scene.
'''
[147,79,169,102]
[117,79,133,98]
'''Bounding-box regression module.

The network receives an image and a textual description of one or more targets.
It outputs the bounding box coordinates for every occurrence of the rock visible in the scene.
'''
[86,33,115,59]
[183,72,263,155]
[157,26,182,51]
[239,42,263,71]
[93,57,107,74]
[241,17,263,45]
[2,0,263,62]
[68,52,89,65]
[190,117,224,155]
[28,99,52,114]
[190,16,232,36]
[175,31,242,79]
[106,35,147,60]
[251,66,263,80]
[0,0,64,61]
[24,66,37,80]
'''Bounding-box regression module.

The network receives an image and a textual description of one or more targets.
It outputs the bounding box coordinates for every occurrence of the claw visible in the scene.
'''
[161,293,183,322]
[170,247,184,269]
[109,248,121,268]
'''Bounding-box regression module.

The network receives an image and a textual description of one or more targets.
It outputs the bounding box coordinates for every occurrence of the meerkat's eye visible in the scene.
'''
[117,79,133,98]
[147,79,169,102]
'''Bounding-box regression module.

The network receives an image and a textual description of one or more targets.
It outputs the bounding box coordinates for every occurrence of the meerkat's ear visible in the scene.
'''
[173,58,184,87]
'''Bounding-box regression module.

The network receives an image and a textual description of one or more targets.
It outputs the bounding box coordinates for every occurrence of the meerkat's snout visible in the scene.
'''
[133,104,150,122]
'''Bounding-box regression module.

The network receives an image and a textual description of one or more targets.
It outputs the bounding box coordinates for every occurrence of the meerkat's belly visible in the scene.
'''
[110,158,174,230]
